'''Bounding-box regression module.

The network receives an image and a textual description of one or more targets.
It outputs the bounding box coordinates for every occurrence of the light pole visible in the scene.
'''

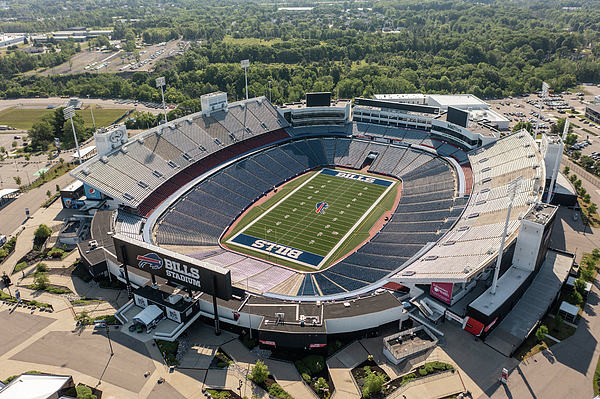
[63,106,82,165]
[534,82,549,137]
[491,175,522,295]
[105,325,114,356]
[546,120,569,205]
[88,95,96,129]
[156,76,168,123]
[241,59,249,100]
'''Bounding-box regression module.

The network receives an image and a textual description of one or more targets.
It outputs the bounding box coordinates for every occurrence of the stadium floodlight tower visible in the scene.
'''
[156,76,168,123]
[534,82,549,137]
[63,106,82,165]
[241,59,249,100]
[491,175,523,295]
[546,120,569,204]
[87,94,96,129]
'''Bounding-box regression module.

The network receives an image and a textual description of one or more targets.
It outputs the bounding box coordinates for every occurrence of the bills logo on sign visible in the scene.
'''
[89,188,96,195]
[335,171,376,184]
[316,201,328,214]
[137,253,163,270]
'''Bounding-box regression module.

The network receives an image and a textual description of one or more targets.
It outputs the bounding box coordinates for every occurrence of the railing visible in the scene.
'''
[386,369,457,399]
[383,326,438,364]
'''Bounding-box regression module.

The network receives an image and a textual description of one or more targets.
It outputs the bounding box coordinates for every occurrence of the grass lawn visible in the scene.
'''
[579,199,600,228]
[513,315,577,361]
[223,167,398,270]
[594,354,600,395]
[222,36,284,47]
[0,106,127,131]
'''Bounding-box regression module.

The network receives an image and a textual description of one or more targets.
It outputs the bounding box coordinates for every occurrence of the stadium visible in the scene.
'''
[69,91,573,355]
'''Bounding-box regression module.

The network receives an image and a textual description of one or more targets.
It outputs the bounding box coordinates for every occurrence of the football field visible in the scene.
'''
[224,168,398,270]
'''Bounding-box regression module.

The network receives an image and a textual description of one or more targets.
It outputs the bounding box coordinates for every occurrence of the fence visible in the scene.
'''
[386,369,457,399]
[562,158,600,189]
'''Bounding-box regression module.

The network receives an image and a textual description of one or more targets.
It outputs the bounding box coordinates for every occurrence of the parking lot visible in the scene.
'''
[30,39,186,76]
[487,85,600,138]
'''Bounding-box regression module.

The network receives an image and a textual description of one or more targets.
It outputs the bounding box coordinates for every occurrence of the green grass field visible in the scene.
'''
[224,168,398,270]
[0,106,127,131]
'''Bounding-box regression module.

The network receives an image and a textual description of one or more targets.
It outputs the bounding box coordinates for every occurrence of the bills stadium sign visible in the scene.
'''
[113,234,232,300]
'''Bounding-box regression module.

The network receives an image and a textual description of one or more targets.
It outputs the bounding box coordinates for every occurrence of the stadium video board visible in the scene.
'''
[306,92,331,107]
[113,234,232,300]
[447,106,469,128]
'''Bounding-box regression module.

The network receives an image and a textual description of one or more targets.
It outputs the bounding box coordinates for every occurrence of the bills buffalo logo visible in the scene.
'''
[316,201,328,214]
[136,253,163,269]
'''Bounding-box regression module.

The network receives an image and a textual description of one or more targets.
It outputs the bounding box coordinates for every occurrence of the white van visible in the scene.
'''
[0,235,6,248]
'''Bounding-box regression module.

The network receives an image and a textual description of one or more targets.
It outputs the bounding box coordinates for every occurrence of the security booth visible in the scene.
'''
[132,304,164,328]
[558,301,578,324]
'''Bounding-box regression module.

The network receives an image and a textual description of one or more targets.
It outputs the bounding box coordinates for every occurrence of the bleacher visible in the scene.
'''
[71,97,288,210]
[390,131,544,282]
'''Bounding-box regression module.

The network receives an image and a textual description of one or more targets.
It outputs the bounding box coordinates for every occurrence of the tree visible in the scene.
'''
[315,377,329,399]
[46,190,52,198]
[56,184,60,192]
[563,166,570,175]
[574,278,587,296]
[34,224,52,239]
[33,272,49,290]
[568,290,583,306]
[11,141,17,148]
[554,314,564,327]
[13,176,21,185]
[0,146,5,153]
[362,366,387,398]
[571,151,581,160]
[589,203,598,215]
[564,134,577,146]
[535,325,548,342]
[59,157,64,165]
[581,156,594,169]
[512,122,534,134]
[249,360,269,384]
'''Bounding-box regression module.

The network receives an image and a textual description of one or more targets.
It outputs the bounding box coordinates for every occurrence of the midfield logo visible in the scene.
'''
[136,253,163,270]
[316,201,328,214]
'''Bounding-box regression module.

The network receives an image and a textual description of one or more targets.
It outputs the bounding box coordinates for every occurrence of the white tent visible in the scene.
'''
[133,305,163,326]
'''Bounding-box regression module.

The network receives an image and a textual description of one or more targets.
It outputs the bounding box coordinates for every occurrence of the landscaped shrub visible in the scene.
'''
[248,360,269,384]
[302,373,311,383]
[419,368,427,376]
[47,248,65,258]
[302,355,325,374]
[268,383,294,399]
[295,360,311,376]
[217,362,229,368]
[362,366,388,398]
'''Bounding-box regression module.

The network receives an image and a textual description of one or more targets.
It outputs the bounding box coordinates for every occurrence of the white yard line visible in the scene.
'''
[227,171,322,243]
[317,181,397,268]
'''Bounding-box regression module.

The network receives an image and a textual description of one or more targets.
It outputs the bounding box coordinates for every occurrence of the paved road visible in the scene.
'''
[482,278,600,399]
[0,168,75,237]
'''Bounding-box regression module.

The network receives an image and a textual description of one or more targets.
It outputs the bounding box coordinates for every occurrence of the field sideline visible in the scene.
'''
[223,168,399,271]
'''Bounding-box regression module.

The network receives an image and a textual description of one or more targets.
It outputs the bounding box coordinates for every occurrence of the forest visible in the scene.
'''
[0,0,599,105]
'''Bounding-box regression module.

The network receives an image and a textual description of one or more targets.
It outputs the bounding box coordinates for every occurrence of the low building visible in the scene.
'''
[0,373,75,399]
[585,103,600,124]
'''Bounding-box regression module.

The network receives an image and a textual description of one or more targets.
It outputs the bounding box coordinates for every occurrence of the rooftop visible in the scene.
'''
[0,374,72,399]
